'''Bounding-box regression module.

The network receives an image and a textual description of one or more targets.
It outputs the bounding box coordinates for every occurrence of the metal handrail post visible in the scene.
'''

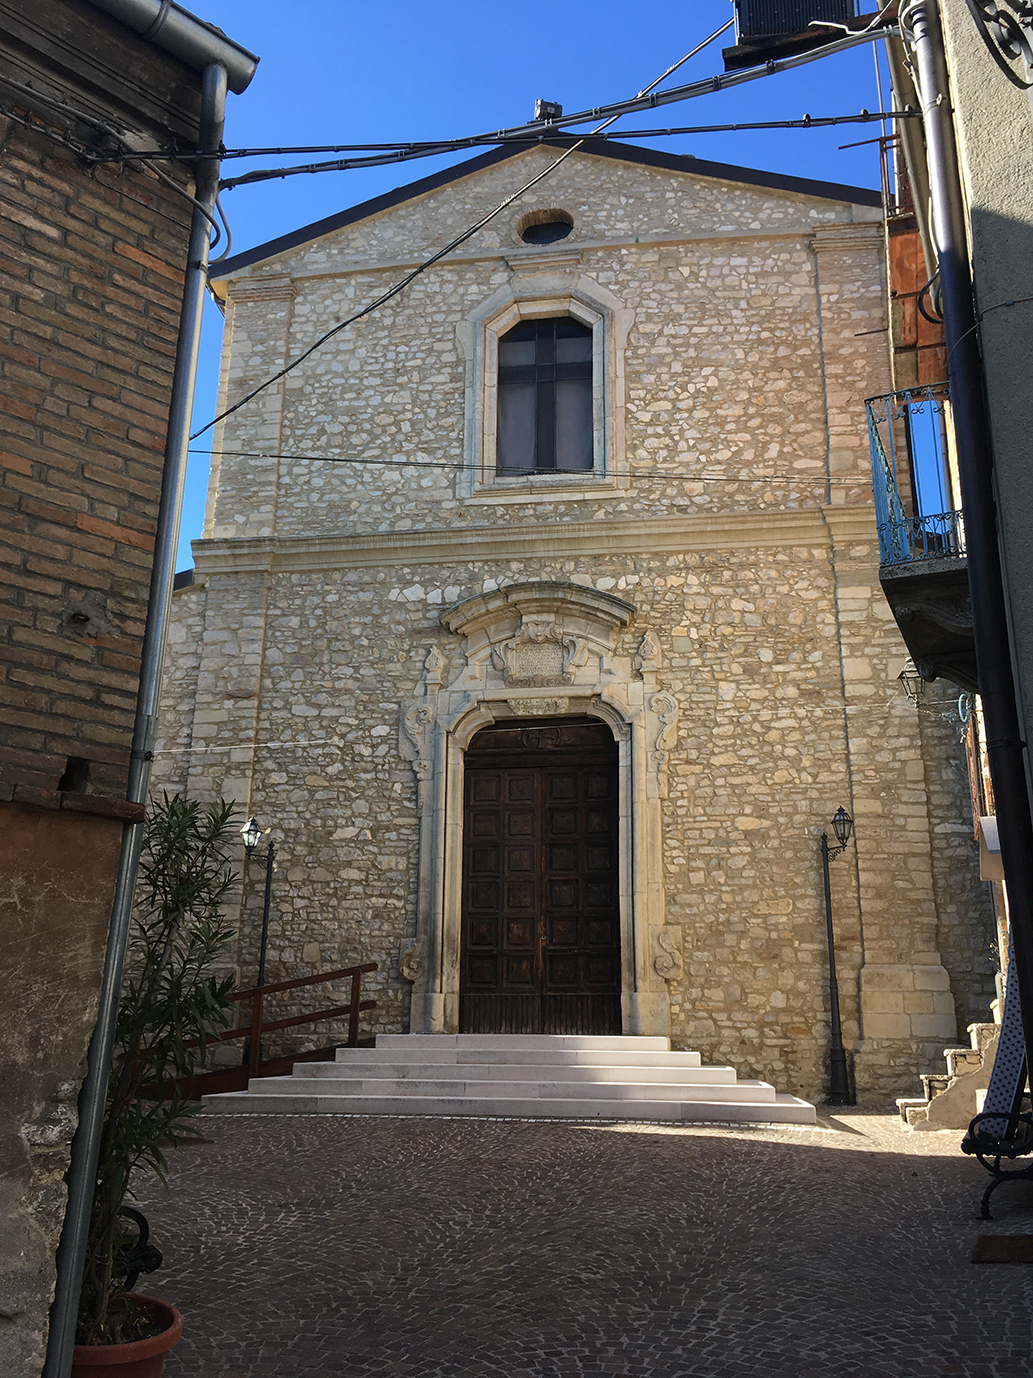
[821,831,854,1106]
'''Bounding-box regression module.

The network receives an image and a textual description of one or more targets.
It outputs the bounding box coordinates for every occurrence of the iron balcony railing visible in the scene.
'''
[865,382,966,568]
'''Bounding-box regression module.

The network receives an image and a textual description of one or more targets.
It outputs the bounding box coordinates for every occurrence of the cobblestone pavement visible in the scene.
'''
[136,1109,1033,1377]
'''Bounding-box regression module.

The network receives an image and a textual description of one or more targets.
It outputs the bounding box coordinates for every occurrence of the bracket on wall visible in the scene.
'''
[963,0,1033,88]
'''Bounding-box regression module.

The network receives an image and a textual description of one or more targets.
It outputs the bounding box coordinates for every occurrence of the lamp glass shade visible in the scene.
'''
[241,816,261,851]
[832,806,854,849]
[897,657,923,704]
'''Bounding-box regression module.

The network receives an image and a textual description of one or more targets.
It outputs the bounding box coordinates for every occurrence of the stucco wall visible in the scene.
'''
[0,806,121,1377]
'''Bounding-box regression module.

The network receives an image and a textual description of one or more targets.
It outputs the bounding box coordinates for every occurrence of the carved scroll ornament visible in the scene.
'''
[399,939,426,983]
[491,617,590,687]
[649,691,678,768]
[654,929,684,982]
[402,703,434,780]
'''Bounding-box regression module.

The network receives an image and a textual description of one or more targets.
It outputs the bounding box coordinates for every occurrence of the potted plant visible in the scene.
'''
[73,794,238,1376]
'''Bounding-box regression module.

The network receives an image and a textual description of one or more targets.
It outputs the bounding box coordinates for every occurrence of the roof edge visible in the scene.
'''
[211,137,882,280]
[87,0,258,93]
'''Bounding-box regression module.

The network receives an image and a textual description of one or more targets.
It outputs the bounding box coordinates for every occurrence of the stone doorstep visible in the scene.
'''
[968,1021,999,1049]
[896,1098,931,1128]
[945,1048,983,1078]
[376,1033,672,1050]
[204,1034,816,1125]
[921,1073,951,1099]
[333,1045,705,1067]
[301,1060,735,1083]
[200,1091,817,1125]
[243,1076,777,1103]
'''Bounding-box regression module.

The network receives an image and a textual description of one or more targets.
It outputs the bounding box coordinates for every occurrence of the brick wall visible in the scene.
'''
[0,116,191,801]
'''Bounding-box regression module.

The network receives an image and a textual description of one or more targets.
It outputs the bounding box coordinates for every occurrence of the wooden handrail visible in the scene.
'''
[155,962,379,1100]
[230,960,378,1002]
[226,962,378,1076]
[213,999,378,1043]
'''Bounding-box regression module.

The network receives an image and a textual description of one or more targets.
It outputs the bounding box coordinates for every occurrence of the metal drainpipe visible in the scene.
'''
[42,61,228,1378]
[900,0,1033,1081]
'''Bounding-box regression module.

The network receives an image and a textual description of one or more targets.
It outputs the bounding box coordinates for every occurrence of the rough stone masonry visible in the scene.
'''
[152,142,995,1102]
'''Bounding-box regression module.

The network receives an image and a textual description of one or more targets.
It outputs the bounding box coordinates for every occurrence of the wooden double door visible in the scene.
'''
[459,718,621,1035]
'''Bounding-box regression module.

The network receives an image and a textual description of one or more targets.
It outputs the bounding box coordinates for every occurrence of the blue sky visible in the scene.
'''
[178,1,893,567]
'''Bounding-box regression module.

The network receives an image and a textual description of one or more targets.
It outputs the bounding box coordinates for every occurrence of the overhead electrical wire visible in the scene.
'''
[0,74,227,244]
[217,25,894,190]
[86,110,916,173]
[66,25,903,191]
[153,692,898,757]
[212,110,914,182]
[190,18,740,441]
[86,107,914,167]
[190,21,898,443]
[187,447,874,485]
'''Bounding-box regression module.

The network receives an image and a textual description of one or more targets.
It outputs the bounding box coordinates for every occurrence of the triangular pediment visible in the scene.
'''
[210,138,881,291]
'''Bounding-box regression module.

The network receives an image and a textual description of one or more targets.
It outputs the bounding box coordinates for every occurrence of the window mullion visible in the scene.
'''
[536,374,555,472]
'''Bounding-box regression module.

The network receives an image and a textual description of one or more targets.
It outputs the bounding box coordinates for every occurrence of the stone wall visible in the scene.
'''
[154,145,996,1101]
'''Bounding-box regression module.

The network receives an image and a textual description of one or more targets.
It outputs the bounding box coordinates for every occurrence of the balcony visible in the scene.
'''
[866,384,976,692]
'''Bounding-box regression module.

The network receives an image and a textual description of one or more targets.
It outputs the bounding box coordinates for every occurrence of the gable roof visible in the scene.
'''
[210,137,882,280]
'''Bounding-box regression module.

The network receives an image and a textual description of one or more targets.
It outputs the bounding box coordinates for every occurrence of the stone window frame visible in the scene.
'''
[456,274,633,500]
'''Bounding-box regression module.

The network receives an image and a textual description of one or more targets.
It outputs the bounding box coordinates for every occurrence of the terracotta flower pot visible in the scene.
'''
[71,1295,183,1378]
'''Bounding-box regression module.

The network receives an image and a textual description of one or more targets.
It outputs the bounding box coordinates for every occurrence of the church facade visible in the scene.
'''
[153,140,994,1101]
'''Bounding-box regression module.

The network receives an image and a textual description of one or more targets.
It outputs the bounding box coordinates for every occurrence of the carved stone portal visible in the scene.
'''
[397,580,676,1038]
[491,617,589,687]
[506,696,570,717]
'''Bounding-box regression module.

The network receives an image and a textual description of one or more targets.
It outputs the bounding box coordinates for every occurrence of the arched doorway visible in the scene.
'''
[459,717,621,1035]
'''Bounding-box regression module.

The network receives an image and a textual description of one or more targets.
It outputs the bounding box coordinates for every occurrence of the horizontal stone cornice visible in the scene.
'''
[822,504,879,544]
[192,505,877,576]
[226,274,298,303]
[810,222,885,253]
[215,224,879,294]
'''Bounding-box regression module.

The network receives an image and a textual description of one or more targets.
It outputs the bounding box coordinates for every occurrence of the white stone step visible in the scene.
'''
[201,1089,815,1124]
[245,1075,774,1103]
[335,1045,704,1068]
[298,1060,735,1085]
[375,1033,673,1051]
[200,1034,816,1126]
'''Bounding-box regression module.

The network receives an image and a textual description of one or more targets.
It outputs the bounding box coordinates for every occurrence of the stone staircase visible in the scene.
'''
[201,1033,816,1125]
[896,1022,1000,1130]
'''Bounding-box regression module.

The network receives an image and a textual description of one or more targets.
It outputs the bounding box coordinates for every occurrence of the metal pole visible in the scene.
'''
[821,831,854,1106]
[42,63,228,1378]
[247,842,275,1067]
[256,842,275,990]
[901,0,1033,1081]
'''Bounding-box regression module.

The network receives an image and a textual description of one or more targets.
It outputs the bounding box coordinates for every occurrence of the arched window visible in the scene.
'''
[497,316,593,473]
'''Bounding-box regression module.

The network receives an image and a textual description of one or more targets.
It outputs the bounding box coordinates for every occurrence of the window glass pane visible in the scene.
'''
[905,399,950,516]
[555,332,592,363]
[498,380,536,472]
[499,339,536,367]
[554,377,593,471]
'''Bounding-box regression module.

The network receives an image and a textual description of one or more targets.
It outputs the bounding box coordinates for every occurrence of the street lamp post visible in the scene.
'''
[240,816,274,1065]
[820,805,855,1107]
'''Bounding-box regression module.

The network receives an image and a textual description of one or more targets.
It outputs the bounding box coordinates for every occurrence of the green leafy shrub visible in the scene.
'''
[76,795,238,1345]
